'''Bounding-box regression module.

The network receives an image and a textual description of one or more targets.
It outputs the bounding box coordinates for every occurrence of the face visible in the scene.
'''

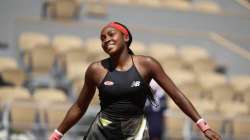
[100,26,128,55]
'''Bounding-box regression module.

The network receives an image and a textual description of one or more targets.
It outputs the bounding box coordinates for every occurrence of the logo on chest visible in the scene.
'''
[131,81,140,87]
[104,80,114,86]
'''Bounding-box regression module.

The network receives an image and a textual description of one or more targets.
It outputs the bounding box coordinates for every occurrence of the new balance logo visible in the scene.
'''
[131,81,140,87]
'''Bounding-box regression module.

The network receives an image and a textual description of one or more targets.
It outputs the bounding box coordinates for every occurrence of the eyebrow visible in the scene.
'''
[101,28,117,36]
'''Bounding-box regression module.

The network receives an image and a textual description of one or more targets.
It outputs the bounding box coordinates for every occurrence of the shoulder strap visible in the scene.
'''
[131,54,135,66]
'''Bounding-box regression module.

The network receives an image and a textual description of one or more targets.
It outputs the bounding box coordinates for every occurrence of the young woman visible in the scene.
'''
[49,22,221,140]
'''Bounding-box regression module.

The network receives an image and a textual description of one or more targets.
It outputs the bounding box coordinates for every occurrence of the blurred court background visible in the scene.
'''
[0,0,250,140]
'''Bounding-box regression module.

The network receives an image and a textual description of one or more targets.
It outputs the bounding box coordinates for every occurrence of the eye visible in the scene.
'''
[100,35,106,42]
[108,30,116,37]
[100,29,117,42]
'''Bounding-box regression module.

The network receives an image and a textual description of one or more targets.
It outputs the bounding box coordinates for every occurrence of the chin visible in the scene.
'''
[108,50,121,56]
[107,51,116,56]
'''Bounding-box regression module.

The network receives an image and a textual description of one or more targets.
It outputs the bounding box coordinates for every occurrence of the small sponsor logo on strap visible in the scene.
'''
[104,80,114,86]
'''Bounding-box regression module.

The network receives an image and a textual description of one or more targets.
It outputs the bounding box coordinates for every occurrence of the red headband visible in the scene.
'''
[104,22,129,37]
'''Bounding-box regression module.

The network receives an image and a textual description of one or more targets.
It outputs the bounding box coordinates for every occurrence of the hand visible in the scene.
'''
[49,130,63,140]
[203,129,221,140]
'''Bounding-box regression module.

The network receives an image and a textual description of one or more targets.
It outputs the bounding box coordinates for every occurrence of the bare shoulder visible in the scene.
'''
[87,57,110,71]
[133,55,159,67]
[86,61,101,74]
[133,55,163,78]
[85,58,109,85]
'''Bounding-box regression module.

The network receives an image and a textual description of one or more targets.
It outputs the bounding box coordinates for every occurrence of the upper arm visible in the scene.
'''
[75,62,99,110]
[145,57,181,98]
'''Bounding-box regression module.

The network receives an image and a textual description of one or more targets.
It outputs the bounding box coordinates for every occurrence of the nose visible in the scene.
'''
[103,36,111,43]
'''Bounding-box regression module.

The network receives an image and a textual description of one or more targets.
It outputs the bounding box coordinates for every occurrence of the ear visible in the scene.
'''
[123,35,129,42]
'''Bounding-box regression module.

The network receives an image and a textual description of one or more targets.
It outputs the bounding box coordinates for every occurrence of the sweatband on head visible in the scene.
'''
[104,22,129,37]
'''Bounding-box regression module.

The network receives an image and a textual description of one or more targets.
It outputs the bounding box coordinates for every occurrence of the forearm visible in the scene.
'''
[57,103,87,134]
[171,90,201,122]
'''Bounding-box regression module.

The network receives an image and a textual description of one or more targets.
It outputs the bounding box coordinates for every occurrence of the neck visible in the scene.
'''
[110,51,132,71]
